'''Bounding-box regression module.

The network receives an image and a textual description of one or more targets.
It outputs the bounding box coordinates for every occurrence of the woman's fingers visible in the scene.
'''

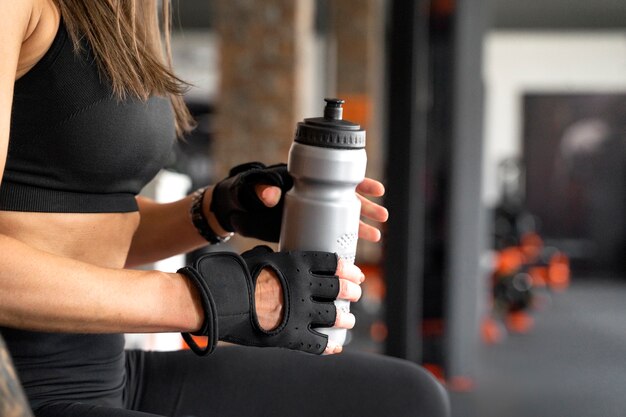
[323,312,355,354]
[356,177,385,197]
[357,193,389,223]
[338,279,362,302]
[335,311,356,329]
[324,342,343,354]
[336,258,365,284]
[358,220,382,242]
[324,258,364,355]
[356,178,388,243]
[255,184,282,207]
[336,259,363,301]
[357,196,387,242]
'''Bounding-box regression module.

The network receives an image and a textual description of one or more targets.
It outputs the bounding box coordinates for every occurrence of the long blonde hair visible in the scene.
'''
[53,0,194,137]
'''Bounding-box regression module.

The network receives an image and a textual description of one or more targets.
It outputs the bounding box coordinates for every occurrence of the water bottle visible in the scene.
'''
[279,98,367,347]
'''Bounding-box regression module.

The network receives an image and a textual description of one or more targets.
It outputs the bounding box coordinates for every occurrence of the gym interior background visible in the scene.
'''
[134,1,626,416]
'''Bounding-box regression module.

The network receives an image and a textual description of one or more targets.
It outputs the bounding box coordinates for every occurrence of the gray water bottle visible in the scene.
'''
[279,98,367,347]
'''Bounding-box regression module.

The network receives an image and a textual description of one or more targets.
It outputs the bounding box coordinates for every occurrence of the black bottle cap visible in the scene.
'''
[294,98,366,149]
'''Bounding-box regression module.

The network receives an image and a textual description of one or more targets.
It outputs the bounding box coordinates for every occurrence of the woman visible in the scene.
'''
[0,0,449,416]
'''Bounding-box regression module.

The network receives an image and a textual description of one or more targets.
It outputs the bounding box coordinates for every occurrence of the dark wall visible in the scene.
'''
[490,0,626,30]
[523,94,626,273]
[172,0,214,30]
[173,0,626,31]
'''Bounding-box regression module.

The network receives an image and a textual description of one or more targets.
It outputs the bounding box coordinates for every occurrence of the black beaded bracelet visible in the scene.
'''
[190,187,233,244]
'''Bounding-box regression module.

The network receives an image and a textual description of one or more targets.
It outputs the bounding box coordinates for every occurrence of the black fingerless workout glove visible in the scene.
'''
[210,162,293,242]
[179,245,340,356]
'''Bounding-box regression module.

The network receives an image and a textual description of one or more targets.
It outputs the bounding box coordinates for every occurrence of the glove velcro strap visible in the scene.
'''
[187,252,256,341]
[179,266,219,356]
[198,253,255,340]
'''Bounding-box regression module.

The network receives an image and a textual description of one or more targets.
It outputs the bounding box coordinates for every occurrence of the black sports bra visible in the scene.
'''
[0,20,176,213]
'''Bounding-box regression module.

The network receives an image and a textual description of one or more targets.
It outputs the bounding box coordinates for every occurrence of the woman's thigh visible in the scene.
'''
[128,346,449,417]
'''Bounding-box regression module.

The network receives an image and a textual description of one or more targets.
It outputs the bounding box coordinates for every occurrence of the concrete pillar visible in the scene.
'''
[444,0,488,381]
[213,0,315,177]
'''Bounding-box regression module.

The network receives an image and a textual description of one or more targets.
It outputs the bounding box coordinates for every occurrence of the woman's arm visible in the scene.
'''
[125,190,230,268]
[0,232,203,333]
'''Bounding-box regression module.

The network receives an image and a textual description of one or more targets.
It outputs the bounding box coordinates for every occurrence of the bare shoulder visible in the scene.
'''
[15,0,61,80]
[0,0,37,78]
[0,0,37,38]
[0,0,60,81]
[0,334,34,417]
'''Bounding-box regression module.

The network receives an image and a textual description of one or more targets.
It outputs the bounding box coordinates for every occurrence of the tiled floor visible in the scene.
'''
[451,277,626,417]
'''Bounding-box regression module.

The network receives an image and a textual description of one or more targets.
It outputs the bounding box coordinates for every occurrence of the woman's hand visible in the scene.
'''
[256,177,389,242]
[208,163,292,242]
[254,258,364,354]
[355,178,389,242]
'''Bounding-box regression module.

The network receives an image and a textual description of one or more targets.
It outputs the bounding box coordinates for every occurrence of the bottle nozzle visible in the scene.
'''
[295,98,365,148]
[324,98,345,120]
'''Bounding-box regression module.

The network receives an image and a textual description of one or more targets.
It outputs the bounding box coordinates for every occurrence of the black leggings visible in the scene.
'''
[34,346,449,417]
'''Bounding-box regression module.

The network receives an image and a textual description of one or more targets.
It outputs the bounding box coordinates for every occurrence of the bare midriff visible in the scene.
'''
[0,211,140,269]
